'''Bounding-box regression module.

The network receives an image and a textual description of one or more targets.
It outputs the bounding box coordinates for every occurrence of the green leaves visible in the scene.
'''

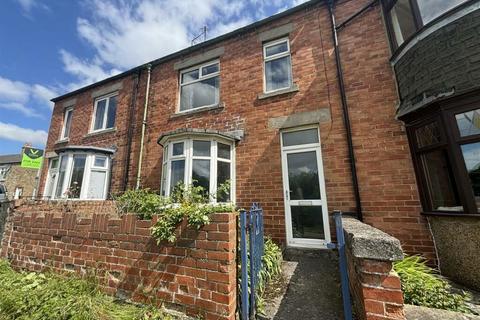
[394,255,472,314]
[0,260,172,320]
[115,186,235,244]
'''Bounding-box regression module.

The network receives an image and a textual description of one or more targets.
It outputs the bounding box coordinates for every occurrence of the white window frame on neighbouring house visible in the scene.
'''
[178,60,220,113]
[161,136,235,203]
[90,92,118,133]
[60,107,73,140]
[263,37,293,93]
[44,152,111,200]
[0,166,8,181]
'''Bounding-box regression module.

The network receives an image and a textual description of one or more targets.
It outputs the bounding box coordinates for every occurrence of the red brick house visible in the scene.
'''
[38,0,436,259]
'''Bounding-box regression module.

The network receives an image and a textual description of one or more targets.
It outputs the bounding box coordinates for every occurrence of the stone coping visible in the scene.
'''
[342,217,404,262]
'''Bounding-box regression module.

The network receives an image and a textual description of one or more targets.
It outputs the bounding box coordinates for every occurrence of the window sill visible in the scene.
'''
[257,84,299,100]
[170,104,224,119]
[421,211,480,218]
[55,138,69,144]
[84,128,117,138]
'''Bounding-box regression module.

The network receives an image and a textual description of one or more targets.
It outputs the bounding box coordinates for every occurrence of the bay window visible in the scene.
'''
[383,0,469,49]
[45,152,111,200]
[161,137,234,203]
[406,92,480,214]
[179,61,220,112]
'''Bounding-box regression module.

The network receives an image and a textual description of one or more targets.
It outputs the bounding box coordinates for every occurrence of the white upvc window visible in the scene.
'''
[44,152,111,200]
[90,93,118,132]
[60,107,73,140]
[161,137,234,203]
[179,60,220,112]
[0,166,8,181]
[263,38,293,93]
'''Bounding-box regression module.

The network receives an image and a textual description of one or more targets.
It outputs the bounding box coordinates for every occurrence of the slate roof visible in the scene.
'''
[0,154,22,165]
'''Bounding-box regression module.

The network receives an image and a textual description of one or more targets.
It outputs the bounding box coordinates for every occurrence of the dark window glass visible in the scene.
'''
[192,159,210,195]
[202,63,219,76]
[94,99,106,130]
[291,206,324,239]
[172,142,184,156]
[415,122,441,148]
[283,128,319,147]
[106,95,117,129]
[455,109,480,137]
[460,142,480,210]
[63,109,73,138]
[193,140,211,157]
[265,41,288,57]
[417,0,468,24]
[421,149,462,211]
[180,76,219,111]
[287,151,320,200]
[217,161,231,202]
[69,155,86,199]
[181,69,199,83]
[265,56,292,92]
[390,0,417,46]
[217,143,231,159]
[170,160,185,194]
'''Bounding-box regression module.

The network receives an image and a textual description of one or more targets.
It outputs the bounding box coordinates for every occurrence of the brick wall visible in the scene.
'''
[342,217,405,320]
[2,164,38,200]
[40,0,435,260]
[0,200,237,320]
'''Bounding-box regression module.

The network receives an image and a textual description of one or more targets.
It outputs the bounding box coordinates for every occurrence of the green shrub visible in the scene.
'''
[394,255,472,313]
[0,260,172,320]
[115,185,235,244]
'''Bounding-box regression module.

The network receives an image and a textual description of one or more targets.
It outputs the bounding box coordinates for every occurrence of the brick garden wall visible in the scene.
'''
[342,217,405,320]
[0,200,237,320]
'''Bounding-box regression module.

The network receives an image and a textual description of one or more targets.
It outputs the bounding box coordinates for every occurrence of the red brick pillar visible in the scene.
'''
[342,217,405,320]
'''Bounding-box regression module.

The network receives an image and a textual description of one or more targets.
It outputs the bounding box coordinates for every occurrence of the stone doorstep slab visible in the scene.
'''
[405,305,480,320]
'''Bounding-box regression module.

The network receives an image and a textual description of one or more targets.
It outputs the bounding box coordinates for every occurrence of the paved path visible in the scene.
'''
[267,248,345,320]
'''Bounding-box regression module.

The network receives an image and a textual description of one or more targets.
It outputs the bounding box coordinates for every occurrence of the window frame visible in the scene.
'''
[382,0,471,52]
[263,37,294,94]
[44,152,111,200]
[405,91,480,215]
[178,60,220,113]
[90,92,118,133]
[161,136,235,204]
[60,107,73,140]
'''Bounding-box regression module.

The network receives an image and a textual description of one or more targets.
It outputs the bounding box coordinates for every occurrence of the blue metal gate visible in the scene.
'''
[239,203,264,320]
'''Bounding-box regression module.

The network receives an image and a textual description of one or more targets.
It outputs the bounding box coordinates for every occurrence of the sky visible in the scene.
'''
[0,0,307,155]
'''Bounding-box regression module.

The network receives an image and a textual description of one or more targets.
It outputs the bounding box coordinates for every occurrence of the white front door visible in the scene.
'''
[281,126,331,248]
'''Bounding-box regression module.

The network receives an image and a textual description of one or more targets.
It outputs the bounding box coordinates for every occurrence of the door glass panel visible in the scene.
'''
[287,151,320,200]
[421,149,462,211]
[69,155,86,199]
[460,142,480,211]
[291,206,324,239]
[170,160,185,194]
[283,129,319,147]
[193,140,211,157]
[455,109,480,137]
[192,159,210,196]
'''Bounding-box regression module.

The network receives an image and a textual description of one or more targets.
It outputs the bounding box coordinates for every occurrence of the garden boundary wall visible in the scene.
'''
[342,217,406,320]
[0,200,237,320]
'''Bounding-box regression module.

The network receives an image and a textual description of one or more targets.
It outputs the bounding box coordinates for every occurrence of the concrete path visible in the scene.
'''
[264,248,344,320]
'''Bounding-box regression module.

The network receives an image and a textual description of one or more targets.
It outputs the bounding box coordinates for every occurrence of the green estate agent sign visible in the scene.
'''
[21,147,44,169]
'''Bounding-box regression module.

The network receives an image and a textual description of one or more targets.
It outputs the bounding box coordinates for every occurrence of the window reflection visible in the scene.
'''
[461,142,480,210]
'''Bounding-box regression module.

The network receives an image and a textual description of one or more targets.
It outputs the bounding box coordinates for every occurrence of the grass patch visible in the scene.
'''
[0,260,174,320]
[394,255,472,314]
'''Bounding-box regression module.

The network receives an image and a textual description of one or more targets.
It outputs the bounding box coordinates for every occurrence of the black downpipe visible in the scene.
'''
[122,70,141,191]
[327,0,363,221]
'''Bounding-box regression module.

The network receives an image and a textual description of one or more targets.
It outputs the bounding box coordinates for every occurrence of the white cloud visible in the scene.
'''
[59,0,302,90]
[15,0,49,16]
[0,76,56,117]
[0,121,48,146]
